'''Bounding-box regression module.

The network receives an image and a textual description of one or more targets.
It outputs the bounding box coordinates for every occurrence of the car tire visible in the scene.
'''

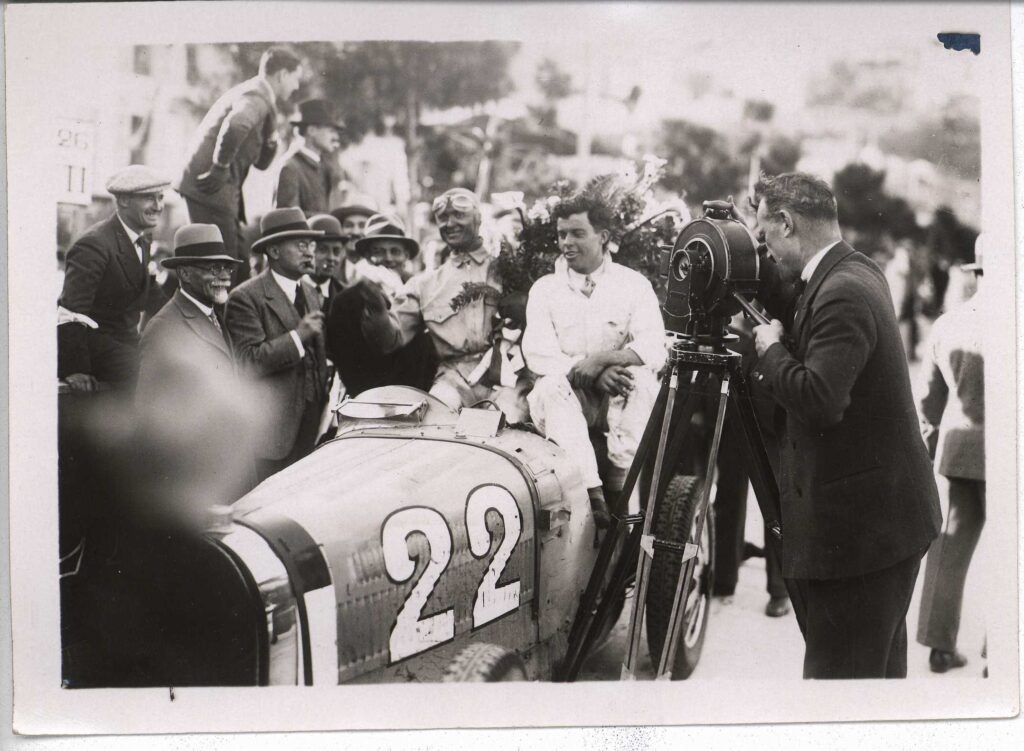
[442,643,528,682]
[645,475,715,680]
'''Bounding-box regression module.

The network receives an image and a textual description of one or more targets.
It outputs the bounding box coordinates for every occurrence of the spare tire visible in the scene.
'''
[442,643,528,682]
[645,475,715,679]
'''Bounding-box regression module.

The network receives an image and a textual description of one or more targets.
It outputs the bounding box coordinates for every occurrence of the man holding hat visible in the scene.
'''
[225,207,330,482]
[326,214,437,396]
[915,234,986,674]
[330,196,378,284]
[274,99,344,215]
[176,46,304,286]
[58,165,170,391]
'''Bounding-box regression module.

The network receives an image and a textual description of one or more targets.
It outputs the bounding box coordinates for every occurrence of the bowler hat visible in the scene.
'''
[308,213,346,241]
[290,99,345,130]
[354,213,420,259]
[106,164,171,196]
[251,207,324,253]
[162,224,242,268]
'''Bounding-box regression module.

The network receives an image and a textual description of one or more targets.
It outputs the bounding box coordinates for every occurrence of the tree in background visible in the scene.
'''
[657,120,746,211]
[833,163,922,257]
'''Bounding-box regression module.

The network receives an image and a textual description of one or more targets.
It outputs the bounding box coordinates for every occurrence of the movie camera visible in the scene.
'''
[660,200,769,341]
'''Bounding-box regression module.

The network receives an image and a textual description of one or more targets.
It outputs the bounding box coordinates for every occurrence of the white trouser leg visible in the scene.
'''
[527,375,602,488]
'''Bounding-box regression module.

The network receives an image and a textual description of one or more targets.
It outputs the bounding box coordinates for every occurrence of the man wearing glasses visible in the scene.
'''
[135,224,256,503]
[225,208,330,482]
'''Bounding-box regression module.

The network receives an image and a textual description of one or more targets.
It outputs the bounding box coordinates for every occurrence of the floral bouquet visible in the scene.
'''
[450,154,687,313]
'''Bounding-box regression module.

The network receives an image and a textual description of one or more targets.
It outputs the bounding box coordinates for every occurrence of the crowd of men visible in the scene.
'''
[56,45,986,681]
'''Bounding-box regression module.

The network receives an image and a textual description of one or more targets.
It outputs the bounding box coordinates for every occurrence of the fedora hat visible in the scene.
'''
[354,213,420,259]
[251,207,324,253]
[290,98,345,130]
[331,198,379,225]
[308,213,346,241]
[162,224,242,268]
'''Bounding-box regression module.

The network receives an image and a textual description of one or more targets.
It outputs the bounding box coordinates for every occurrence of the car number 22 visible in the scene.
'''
[380,484,523,663]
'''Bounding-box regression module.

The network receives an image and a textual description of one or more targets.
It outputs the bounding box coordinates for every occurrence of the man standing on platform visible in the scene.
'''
[225,208,329,483]
[274,99,344,215]
[176,47,304,285]
[750,172,941,679]
[58,165,170,392]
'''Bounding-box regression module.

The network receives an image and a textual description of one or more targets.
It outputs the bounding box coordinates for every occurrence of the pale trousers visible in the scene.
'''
[527,368,658,490]
[430,361,531,423]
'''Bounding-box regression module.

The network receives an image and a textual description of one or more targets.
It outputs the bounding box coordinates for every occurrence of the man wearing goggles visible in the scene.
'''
[374,188,518,413]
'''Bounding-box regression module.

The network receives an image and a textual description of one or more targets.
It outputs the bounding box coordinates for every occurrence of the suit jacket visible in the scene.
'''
[225,270,329,460]
[136,290,258,504]
[918,297,984,480]
[58,213,149,382]
[175,76,278,221]
[755,242,941,580]
[274,150,333,214]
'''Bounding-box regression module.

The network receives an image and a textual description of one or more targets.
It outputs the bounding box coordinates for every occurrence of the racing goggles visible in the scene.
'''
[432,191,479,218]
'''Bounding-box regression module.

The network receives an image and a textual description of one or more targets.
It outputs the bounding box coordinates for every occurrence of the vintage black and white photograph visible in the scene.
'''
[4,0,1019,740]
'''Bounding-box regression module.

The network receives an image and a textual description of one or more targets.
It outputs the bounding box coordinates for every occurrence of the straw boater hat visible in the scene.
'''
[290,98,345,131]
[308,213,346,241]
[250,207,324,253]
[162,224,242,269]
[354,213,420,259]
[106,164,170,196]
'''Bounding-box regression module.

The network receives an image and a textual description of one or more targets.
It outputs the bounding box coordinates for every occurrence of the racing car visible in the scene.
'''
[60,384,715,685]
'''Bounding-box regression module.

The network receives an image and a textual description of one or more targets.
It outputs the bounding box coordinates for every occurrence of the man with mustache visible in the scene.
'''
[58,165,170,392]
[225,208,329,482]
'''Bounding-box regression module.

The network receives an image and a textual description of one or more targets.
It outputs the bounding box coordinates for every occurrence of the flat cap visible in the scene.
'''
[105,165,171,195]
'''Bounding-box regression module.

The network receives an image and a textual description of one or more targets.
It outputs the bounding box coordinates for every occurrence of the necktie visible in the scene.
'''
[294,287,306,318]
[209,311,223,334]
[136,236,150,266]
[582,274,596,298]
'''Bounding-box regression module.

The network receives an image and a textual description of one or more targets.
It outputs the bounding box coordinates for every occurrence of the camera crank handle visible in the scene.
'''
[731,291,771,326]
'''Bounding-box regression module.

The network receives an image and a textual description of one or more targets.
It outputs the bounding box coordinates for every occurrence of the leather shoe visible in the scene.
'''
[929,649,967,673]
[765,595,790,618]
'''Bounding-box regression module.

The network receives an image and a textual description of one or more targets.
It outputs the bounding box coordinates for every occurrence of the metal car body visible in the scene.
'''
[209,386,601,684]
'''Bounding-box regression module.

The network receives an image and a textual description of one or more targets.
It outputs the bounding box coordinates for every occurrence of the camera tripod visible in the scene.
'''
[557,327,805,681]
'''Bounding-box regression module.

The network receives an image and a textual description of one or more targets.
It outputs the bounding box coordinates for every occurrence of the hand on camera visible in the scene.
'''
[753,319,785,357]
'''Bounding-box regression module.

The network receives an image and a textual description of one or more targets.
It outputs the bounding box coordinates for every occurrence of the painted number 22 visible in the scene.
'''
[381,485,523,663]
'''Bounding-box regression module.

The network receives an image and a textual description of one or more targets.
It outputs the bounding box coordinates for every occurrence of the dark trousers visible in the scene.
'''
[254,398,325,484]
[916,477,985,652]
[789,550,924,679]
[183,198,250,286]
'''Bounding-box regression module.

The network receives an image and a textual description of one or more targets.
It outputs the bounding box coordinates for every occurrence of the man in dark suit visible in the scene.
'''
[136,224,256,506]
[306,214,346,308]
[274,99,343,215]
[915,238,985,674]
[175,47,304,285]
[225,208,329,483]
[58,165,170,391]
[749,172,941,679]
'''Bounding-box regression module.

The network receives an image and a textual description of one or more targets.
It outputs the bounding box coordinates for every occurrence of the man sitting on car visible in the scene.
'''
[522,193,667,528]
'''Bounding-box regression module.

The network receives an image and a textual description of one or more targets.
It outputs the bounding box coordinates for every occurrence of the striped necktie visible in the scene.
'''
[582,274,596,298]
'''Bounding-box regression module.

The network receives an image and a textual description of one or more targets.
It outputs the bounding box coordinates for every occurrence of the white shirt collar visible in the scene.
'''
[179,287,214,318]
[801,240,842,282]
[563,253,609,292]
[316,279,331,298]
[270,268,301,302]
[299,145,321,164]
[116,215,142,245]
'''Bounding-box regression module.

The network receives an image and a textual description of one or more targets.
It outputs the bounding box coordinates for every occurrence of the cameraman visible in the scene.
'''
[746,172,941,679]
